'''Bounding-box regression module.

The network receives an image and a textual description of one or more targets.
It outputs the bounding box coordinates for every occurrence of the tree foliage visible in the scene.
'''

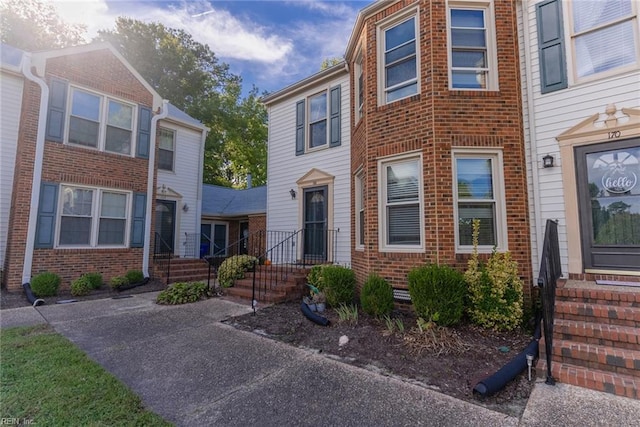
[0,0,87,50]
[320,57,343,70]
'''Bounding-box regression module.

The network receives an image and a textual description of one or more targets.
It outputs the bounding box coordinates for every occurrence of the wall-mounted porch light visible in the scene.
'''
[542,154,555,168]
[289,189,297,200]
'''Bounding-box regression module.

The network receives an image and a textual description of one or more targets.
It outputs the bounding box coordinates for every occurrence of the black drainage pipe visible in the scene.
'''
[301,302,330,326]
[116,277,150,292]
[22,283,45,307]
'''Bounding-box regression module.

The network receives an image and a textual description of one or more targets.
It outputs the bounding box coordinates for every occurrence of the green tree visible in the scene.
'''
[0,0,86,50]
[320,57,343,70]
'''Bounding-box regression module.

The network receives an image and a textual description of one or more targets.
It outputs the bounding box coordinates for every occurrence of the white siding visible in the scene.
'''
[266,73,351,264]
[157,121,204,257]
[522,0,640,276]
[0,72,23,267]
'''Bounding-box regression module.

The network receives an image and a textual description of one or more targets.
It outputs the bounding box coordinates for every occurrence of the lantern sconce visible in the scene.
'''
[542,154,555,168]
[289,189,297,200]
[182,203,189,212]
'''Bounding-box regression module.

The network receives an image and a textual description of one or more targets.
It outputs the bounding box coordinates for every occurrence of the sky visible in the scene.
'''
[50,0,372,97]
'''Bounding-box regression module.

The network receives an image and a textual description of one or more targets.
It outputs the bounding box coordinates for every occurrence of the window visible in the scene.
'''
[571,0,638,80]
[295,86,341,155]
[453,150,506,252]
[309,92,327,149]
[58,185,130,247]
[448,2,498,90]
[379,154,423,251]
[355,171,365,249]
[158,128,175,171]
[378,10,419,104]
[355,50,364,122]
[67,87,136,155]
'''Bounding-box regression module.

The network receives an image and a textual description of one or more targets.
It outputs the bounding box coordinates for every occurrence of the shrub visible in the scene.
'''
[306,265,328,288]
[465,219,524,331]
[30,272,60,297]
[360,273,394,317]
[407,264,467,327]
[318,265,355,307]
[81,272,103,290]
[156,282,208,305]
[217,255,258,288]
[70,276,92,296]
[125,270,144,284]
[110,275,129,290]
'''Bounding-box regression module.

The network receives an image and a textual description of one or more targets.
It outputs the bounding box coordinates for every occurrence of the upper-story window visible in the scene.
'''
[448,1,498,90]
[571,0,638,80]
[295,85,341,156]
[158,127,175,171]
[355,50,364,123]
[378,9,419,104]
[68,87,136,155]
[309,91,327,149]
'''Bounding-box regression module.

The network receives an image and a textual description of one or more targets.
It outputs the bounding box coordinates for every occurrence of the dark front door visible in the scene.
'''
[239,221,249,255]
[576,138,640,270]
[303,186,328,262]
[155,200,175,254]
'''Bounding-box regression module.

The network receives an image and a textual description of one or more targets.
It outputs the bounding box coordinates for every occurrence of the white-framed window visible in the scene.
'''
[447,1,498,90]
[355,170,365,250]
[452,149,506,252]
[378,153,424,252]
[58,185,130,248]
[378,8,420,104]
[355,49,364,123]
[309,91,328,149]
[570,0,638,81]
[67,86,136,155]
[158,127,175,171]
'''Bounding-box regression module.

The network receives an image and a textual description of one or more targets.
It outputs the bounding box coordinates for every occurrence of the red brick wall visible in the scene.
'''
[349,0,533,304]
[4,48,156,291]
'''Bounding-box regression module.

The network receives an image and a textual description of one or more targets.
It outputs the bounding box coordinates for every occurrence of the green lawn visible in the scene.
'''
[0,325,171,426]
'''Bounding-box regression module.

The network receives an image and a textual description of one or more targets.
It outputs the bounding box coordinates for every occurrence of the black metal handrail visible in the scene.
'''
[537,219,562,385]
[153,232,174,284]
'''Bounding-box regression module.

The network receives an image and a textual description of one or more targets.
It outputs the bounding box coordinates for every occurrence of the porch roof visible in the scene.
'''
[201,184,266,217]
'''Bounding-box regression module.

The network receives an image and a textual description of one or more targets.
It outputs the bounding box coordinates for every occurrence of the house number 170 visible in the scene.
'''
[608,131,621,139]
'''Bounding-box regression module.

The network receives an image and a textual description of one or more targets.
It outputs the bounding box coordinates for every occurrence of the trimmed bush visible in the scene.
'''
[318,265,355,307]
[156,282,208,305]
[306,265,327,288]
[408,264,467,326]
[110,275,128,290]
[125,270,144,284]
[217,255,258,288]
[30,272,60,297]
[70,276,92,296]
[81,272,103,290]
[360,273,394,317]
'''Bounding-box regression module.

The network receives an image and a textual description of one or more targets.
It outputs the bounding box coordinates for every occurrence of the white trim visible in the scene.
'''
[452,148,507,253]
[355,170,365,251]
[157,126,176,172]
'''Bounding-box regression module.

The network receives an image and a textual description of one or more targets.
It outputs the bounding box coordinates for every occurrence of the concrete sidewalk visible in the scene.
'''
[2,295,639,426]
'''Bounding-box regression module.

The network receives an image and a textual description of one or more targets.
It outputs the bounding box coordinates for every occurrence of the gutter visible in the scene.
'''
[142,100,169,277]
[20,53,49,285]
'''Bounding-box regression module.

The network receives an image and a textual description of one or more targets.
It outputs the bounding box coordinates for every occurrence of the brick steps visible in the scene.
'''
[542,280,640,399]
[153,258,212,284]
[227,271,307,304]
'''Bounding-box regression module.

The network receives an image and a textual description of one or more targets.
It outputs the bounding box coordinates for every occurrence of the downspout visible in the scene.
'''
[142,100,169,277]
[20,53,49,285]
[520,0,545,273]
[195,126,208,256]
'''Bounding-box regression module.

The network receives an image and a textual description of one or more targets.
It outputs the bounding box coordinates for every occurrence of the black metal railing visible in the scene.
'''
[537,219,562,385]
[153,232,174,284]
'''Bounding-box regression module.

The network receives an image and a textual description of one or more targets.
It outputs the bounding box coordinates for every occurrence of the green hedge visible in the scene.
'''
[30,272,60,297]
[408,264,467,326]
[360,273,394,317]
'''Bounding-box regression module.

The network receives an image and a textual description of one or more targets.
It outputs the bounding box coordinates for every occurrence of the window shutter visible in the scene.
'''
[137,106,152,159]
[295,100,305,156]
[130,193,146,248]
[35,182,58,248]
[536,0,568,94]
[329,85,341,147]
[45,78,68,142]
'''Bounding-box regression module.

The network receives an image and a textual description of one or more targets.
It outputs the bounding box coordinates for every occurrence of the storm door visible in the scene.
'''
[155,200,175,254]
[303,186,328,262]
[576,139,640,270]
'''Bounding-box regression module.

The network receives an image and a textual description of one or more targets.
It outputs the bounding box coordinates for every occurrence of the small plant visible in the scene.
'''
[408,264,467,327]
[383,314,395,333]
[81,272,103,290]
[156,282,208,305]
[335,303,358,325]
[125,270,144,285]
[360,273,394,317]
[110,275,128,290]
[70,276,92,296]
[217,255,258,288]
[306,264,327,288]
[30,272,60,297]
[318,265,355,307]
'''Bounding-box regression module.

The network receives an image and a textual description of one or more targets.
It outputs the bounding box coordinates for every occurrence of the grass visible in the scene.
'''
[0,325,171,426]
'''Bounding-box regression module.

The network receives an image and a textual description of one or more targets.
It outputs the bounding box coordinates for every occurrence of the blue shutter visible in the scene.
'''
[45,78,68,142]
[329,85,341,147]
[536,0,567,94]
[137,106,152,159]
[295,100,305,156]
[130,193,146,248]
[35,182,58,248]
